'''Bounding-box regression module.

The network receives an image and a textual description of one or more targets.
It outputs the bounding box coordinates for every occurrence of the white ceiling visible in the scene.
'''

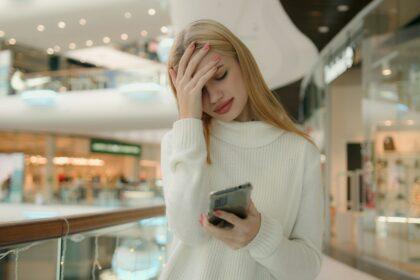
[0,0,171,53]
[169,0,319,89]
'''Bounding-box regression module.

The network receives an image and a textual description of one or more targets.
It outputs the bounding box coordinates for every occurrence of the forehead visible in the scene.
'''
[195,51,233,71]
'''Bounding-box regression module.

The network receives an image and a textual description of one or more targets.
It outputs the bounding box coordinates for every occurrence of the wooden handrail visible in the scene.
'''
[0,205,165,247]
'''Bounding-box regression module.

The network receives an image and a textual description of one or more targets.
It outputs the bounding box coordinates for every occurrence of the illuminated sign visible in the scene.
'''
[90,139,141,157]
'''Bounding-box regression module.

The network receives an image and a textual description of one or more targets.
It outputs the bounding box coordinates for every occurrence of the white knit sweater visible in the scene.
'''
[159,117,324,280]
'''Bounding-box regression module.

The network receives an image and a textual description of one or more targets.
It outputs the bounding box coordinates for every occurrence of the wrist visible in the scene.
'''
[179,114,201,120]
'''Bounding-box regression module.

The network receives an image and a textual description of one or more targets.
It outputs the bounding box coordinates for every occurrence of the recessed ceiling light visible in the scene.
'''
[140,30,148,37]
[318,26,329,33]
[160,26,168,34]
[121,33,128,40]
[124,12,132,19]
[102,36,111,44]
[337,5,349,12]
[37,25,45,32]
[382,68,392,76]
[148,8,156,16]
[384,120,392,126]
[86,40,93,47]
[8,38,16,45]
[58,21,66,29]
[53,45,61,52]
[79,18,87,26]
[0,31,5,37]
[68,42,76,49]
[46,48,54,55]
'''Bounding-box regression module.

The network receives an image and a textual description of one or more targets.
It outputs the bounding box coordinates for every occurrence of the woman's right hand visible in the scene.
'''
[169,41,221,119]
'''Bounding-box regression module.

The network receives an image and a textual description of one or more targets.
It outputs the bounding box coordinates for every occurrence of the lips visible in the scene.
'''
[214,98,233,113]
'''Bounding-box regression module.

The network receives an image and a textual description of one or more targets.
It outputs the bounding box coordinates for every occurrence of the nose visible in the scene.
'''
[206,84,224,104]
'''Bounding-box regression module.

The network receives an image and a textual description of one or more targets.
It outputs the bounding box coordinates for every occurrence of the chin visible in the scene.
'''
[211,111,239,122]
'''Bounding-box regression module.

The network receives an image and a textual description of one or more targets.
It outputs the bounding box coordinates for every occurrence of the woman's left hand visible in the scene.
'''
[200,198,261,250]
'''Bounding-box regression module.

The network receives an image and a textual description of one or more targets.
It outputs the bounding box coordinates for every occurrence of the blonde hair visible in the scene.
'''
[167,19,315,164]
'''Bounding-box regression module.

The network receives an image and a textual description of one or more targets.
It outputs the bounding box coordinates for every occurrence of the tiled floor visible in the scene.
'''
[317,255,380,280]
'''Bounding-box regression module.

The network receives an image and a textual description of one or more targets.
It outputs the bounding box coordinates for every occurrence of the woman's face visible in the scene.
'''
[194,51,251,122]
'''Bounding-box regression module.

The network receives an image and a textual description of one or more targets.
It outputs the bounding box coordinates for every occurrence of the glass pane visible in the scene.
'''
[61,215,170,280]
[0,238,60,280]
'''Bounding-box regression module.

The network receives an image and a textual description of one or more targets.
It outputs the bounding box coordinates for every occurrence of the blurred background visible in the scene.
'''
[0,0,419,279]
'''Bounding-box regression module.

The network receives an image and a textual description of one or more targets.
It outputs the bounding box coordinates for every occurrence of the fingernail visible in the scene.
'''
[190,42,195,49]
[203,42,210,50]
[212,55,221,61]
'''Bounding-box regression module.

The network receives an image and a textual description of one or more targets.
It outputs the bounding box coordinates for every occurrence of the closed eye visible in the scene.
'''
[215,71,228,81]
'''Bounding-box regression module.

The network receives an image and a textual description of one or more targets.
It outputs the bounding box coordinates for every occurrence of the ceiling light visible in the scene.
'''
[79,18,87,26]
[318,26,329,33]
[58,21,66,29]
[53,45,61,52]
[148,8,156,16]
[37,25,45,32]
[121,33,128,40]
[102,36,111,44]
[68,42,76,49]
[160,26,168,34]
[124,12,132,19]
[337,5,349,12]
[86,40,93,47]
[0,31,5,37]
[140,30,148,37]
[384,120,392,126]
[382,68,392,76]
[406,120,414,125]
[8,38,16,45]
[46,48,54,55]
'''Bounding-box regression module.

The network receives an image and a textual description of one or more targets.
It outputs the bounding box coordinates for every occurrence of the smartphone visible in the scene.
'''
[207,182,253,228]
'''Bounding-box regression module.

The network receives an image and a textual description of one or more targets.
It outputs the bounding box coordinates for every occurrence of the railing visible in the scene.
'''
[0,204,168,280]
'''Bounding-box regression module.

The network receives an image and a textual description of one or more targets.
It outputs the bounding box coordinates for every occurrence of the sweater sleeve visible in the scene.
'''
[160,118,211,246]
[242,141,324,280]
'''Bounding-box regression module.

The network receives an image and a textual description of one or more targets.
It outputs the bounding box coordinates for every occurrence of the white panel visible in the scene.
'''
[168,0,318,88]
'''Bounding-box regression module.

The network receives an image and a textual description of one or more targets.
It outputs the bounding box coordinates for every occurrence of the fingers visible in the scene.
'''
[192,67,218,93]
[213,210,244,227]
[168,68,177,85]
[202,213,234,240]
[183,42,211,79]
[190,58,221,88]
[177,41,196,78]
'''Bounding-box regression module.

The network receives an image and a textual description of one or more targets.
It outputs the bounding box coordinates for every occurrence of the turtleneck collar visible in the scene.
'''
[210,118,285,148]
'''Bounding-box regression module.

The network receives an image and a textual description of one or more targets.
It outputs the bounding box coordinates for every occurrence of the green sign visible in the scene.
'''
[90,139,141,157]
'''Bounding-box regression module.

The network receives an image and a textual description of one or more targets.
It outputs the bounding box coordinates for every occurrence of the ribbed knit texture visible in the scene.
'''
[159,117,324,280]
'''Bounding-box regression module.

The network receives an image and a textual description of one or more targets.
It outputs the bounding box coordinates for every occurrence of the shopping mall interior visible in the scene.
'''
[0,0,419,279]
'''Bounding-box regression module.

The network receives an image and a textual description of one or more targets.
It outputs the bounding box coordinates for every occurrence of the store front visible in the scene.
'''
[300,0,420,277]
[0,132,162,206]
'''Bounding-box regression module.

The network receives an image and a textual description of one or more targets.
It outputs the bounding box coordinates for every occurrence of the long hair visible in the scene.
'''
[167,19,314,164]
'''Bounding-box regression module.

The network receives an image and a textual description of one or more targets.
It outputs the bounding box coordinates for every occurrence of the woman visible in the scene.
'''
[159,19,324,280]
